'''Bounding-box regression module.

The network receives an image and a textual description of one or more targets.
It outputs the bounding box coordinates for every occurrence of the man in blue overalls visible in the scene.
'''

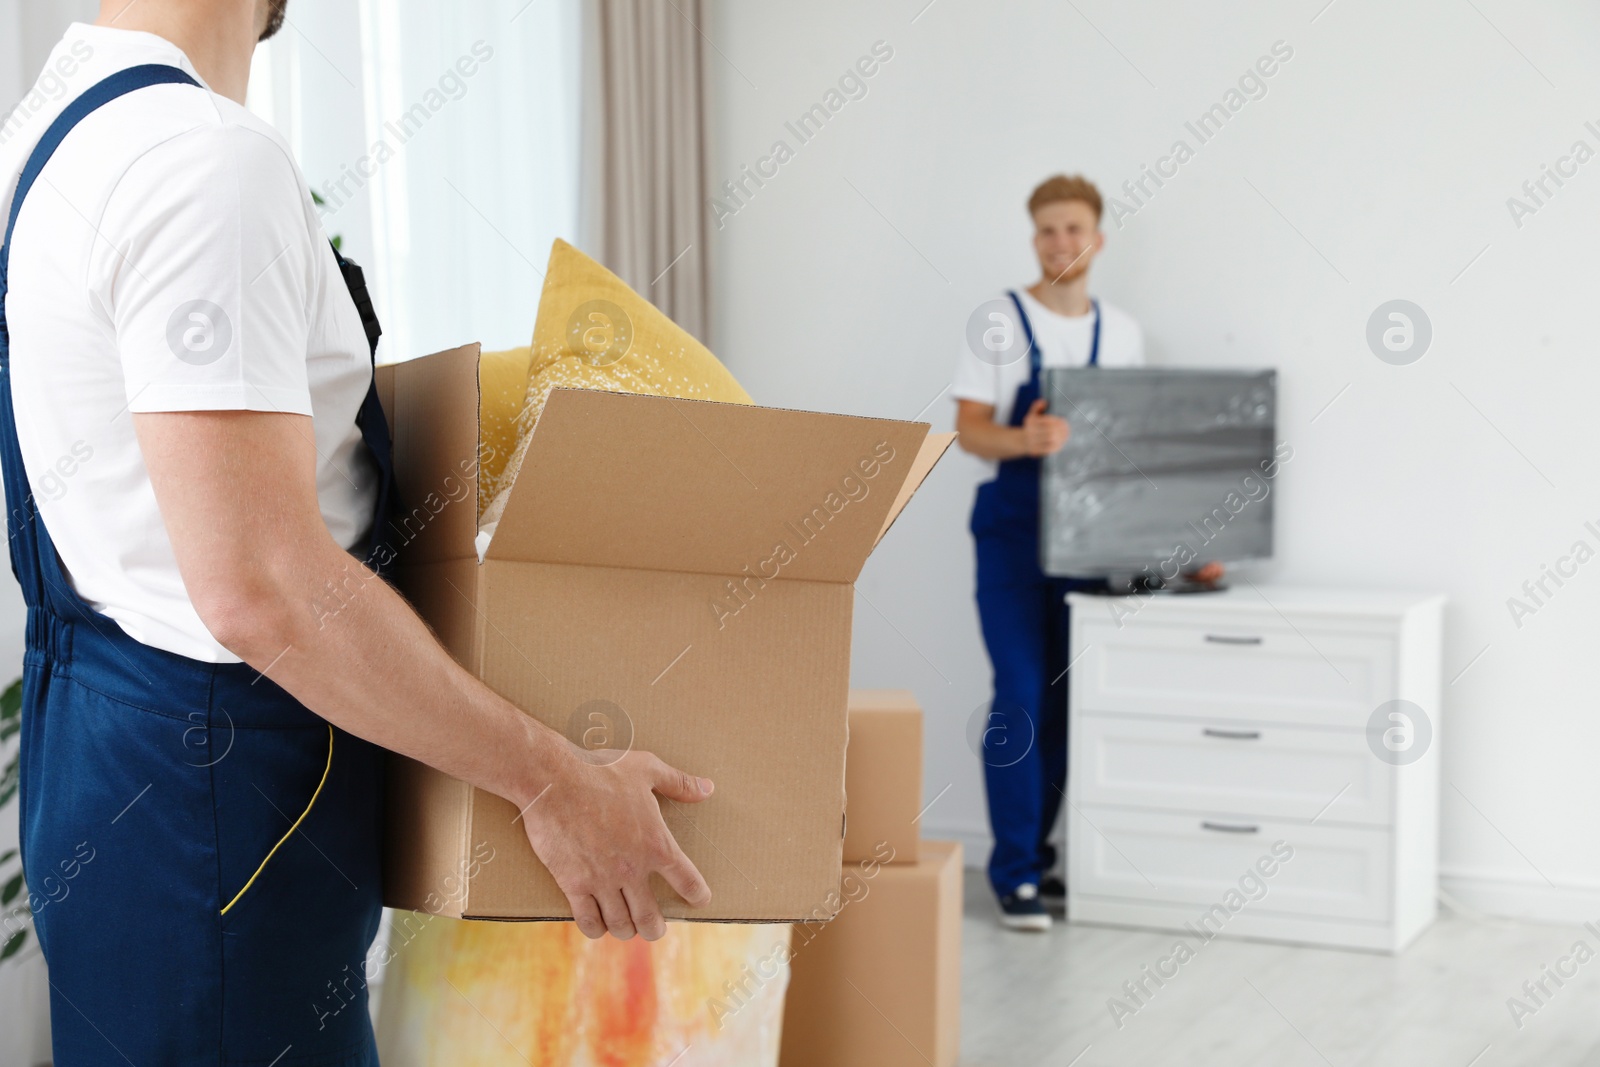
[1,4,716,1063]
[952,175,1218,930]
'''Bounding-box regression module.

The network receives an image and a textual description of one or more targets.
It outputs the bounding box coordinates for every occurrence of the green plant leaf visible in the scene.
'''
[0,674,21,970]
[0,679,19,742]
[0,926,25,962]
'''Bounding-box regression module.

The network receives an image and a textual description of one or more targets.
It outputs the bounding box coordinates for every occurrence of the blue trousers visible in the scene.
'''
[19,609,385,1066]
[972,511,1079,896]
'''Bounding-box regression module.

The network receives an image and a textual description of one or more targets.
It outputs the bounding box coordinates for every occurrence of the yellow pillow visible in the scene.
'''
[526,238,752,419]
[480,240,754,526]
[477,345,534,520]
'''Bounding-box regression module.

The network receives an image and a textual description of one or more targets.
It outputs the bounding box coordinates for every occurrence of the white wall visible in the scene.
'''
[707,0,1600,921]
[11,0,95,82]
[0,0,21,106]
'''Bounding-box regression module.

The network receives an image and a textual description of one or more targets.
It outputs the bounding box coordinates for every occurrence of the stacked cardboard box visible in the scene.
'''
[781,690,962,1067]
[374,348,956,922]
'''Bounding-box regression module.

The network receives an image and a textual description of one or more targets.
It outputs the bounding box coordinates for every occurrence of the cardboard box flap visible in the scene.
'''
[375,344,482,566]
[487,389,932,583]
[873,432,956,550]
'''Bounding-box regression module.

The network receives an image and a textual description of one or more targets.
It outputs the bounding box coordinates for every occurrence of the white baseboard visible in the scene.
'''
[1440,867,1600,927]
[925,828,1600,929]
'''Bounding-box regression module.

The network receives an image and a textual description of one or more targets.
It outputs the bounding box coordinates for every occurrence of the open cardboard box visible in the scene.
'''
[374,343,955,921]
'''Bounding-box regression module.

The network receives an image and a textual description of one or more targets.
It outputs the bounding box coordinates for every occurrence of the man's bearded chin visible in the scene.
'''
[260,0,288,41]
[1044,256,1091,285]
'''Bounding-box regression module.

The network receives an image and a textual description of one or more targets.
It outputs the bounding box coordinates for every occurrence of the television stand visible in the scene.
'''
[1061,585,1446,952]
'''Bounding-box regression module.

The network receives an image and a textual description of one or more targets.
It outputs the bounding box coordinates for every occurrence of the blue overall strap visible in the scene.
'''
[333,247,402,577]
[1086,297,1102,366]
[1006,290,1041,386]
[0,64,200,609]
[1004,290,1103,382]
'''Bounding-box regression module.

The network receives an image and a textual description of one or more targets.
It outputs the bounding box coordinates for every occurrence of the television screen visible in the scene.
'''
[1039,367,1279,578]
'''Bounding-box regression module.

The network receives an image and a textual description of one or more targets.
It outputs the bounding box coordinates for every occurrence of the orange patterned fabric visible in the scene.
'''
[375,918,791,1066]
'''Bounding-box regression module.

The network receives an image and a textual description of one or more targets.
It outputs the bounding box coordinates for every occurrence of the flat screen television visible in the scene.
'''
[1039,367,1279,586]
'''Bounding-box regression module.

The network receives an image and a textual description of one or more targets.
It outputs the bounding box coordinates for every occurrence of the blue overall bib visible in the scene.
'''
[3,65,401,1066]
[969,290,1100,898]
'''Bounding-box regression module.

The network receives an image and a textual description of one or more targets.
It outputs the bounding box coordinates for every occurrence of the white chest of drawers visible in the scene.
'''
[1064,586,1445,953]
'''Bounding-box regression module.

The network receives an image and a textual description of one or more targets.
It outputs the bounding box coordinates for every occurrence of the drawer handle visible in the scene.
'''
[1201,820,1260,834]
[1204,634,1263,646]
[1202,728,1261,740]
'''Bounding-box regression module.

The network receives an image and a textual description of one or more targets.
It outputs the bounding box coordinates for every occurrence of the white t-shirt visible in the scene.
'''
[951,288,1143,474]
[0,24,379,663]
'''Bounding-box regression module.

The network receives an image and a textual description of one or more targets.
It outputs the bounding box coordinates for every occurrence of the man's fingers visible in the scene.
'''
[595,888,637,940]
[649,754,713,804]
[1027,397,1048,416]
[570,893,606,940]
[657,838,712,909]
[623,882,667,942]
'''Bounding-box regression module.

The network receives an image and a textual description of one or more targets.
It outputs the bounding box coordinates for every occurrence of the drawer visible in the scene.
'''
[1072,715,1392,826]
[1072,620,1395,727]
[1068,807,1391,923]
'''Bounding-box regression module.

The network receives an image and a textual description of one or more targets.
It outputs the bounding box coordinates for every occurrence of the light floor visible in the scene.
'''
[958,870,1600,1067]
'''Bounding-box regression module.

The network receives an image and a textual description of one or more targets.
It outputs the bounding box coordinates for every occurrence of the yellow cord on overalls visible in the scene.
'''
[219,724,335,916]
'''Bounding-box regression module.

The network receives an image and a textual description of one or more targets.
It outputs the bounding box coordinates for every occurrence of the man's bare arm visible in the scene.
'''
[132,408,710,941]
[955,398,1068,460]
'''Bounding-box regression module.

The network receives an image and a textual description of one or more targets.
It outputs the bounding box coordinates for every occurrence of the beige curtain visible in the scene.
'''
[584,0,712,341]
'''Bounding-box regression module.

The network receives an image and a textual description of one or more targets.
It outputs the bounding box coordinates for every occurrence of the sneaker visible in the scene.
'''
[1039,875,1067,911]
[998,883,1052,931]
